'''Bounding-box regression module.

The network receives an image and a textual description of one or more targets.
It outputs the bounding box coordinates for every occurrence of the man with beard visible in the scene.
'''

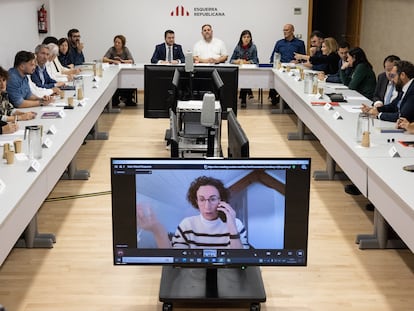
[67,28,85,65]
[193,24,228,64]
[7,51,53,108]
[362,60,414,122]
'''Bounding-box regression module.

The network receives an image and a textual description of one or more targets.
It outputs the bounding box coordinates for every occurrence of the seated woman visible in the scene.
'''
[295,37,340,75]
[230,30,259,108]
[103,35,136,106]
[57,38,75,69]
[340,47,377,100]
[0,66,36,123]
[46,43,80,82]
[0,120,18,135]
[136,176,248,249]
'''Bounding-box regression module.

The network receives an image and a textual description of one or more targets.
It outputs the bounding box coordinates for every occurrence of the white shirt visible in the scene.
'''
[46,59,68,82]
[193,37,228,61]
[27,75,53,97]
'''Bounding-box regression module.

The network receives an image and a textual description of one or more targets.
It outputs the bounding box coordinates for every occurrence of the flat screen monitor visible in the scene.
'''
[111,158,310,267]
[144,65,238,118]
[227,110,249,158]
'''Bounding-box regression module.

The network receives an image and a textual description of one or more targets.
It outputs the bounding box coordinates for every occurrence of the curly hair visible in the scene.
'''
[187,176,229,209]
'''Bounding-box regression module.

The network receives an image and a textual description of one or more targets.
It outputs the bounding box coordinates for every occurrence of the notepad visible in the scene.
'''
[379,128,404,133]
[41,111,62,119]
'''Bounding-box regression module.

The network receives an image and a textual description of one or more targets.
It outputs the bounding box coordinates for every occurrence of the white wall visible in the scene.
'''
[0,0,51,69]
[360,0,414,75]
[50,0,309,63]
[0,0,309,66]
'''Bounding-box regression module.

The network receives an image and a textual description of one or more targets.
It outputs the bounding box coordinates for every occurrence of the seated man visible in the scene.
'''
[269,24,305,105]
[372,55,400,107]
[0,66,36,123]
[318,41,351,83]
[151,30,185,64]
[7,50,53,108]
[67,28,85,66]
[31,44,65,90]
[362,60,414,122]
[193,24,228,64]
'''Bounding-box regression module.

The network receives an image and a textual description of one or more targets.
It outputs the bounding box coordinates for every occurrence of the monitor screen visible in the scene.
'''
[144,65,238,118]
[111,158,310,267]
[227,110,249,158]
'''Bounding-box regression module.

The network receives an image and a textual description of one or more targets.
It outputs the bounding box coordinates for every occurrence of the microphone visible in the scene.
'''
[185,51,194,72]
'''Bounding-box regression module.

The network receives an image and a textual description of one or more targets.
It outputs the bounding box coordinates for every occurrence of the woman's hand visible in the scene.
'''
[341,61,350,70]
[2,122,18,134]
[16,111,36,121]
[217,201,238,229]
[137,204,160,232]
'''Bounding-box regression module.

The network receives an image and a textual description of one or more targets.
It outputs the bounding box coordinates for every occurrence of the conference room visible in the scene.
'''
[0,0,414,310]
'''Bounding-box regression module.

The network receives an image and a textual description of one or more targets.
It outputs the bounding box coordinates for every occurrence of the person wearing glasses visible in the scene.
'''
[136,176,248,249]
[67,28,85,66]
[362,60,414,122]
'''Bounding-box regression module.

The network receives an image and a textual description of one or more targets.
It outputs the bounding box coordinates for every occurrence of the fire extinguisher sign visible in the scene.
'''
[38,4,48,34]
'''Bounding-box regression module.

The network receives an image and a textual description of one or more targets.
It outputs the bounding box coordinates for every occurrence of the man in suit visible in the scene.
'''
[362,60,414,122]
[372,55,400,107]
[31,44,64,90]
[151,30,185,64]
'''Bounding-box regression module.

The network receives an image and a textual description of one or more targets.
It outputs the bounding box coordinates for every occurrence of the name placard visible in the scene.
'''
[333,111,343,120]
[27,160,40,172]
[0,179,5,193]
[388,146,400,158]
[47,124,57,135]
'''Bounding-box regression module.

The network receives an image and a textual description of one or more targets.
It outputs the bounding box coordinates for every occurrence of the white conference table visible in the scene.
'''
[117,63,275,90]
[365,157,414,251]
[272,67,414,251]
[0,63,275,266]
[2,62,413,268]
[0,66,119,266]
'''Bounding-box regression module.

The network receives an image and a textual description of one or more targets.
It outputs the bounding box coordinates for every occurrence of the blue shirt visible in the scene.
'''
[6,68,32,107]
[69,45,85,66]
[270,37,306,63]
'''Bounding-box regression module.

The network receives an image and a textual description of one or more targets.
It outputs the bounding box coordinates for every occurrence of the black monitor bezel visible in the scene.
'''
[111,158,310,268]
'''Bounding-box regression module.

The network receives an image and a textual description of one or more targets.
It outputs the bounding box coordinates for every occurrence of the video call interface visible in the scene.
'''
[111,158,310,267]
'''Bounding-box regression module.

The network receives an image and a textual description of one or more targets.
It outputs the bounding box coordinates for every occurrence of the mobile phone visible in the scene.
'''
[403,164,414,172]
[218,210,227,223]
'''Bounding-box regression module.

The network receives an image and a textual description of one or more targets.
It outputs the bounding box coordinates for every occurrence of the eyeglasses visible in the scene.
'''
[197,196,220,204]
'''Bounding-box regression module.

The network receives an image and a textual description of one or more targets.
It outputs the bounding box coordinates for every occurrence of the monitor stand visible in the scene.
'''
[159,266,266,311]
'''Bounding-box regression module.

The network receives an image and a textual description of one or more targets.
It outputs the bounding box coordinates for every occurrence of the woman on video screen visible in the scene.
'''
[137,176,248,249]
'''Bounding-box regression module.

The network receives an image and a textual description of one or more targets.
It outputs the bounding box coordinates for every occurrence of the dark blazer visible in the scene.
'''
[31,66,57,89]
[309,52,340,75]
[151,43,185,64]
[378,80,414,122]
[372,72,389,103]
